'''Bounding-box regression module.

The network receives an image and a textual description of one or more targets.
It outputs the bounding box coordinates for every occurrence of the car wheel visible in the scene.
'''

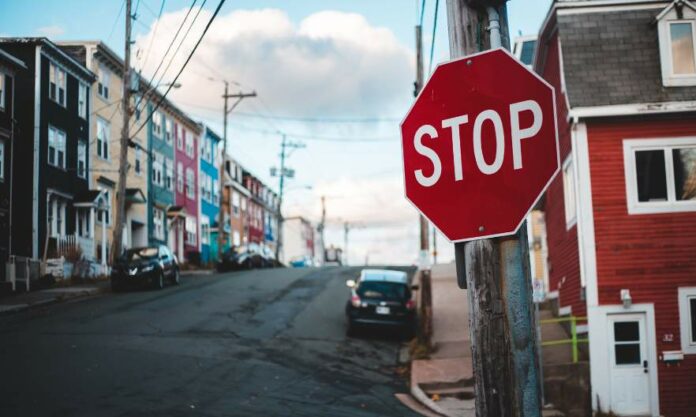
[153,270,164,290]
[171,268,180,285]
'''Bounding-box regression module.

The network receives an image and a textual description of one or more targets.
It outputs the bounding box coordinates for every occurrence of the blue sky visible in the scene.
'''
[2,0,553,264]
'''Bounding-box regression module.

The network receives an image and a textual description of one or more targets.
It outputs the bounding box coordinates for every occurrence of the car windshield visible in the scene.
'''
[122,248,158,261]
[356,281,409,301]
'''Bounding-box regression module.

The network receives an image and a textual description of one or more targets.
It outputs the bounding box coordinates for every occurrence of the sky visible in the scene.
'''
[1,0,553,265]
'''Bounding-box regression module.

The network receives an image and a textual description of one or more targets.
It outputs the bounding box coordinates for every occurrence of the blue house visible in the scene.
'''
[199,126,221,264]
[146,101,175,247]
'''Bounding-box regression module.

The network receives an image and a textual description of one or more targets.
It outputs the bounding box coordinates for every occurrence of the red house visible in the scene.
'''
[535,1,696,416]
[173,120,201,262]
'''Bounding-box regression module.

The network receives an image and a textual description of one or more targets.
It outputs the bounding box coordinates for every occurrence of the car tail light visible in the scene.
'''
[406,299,416,310]
[351,295,361,308]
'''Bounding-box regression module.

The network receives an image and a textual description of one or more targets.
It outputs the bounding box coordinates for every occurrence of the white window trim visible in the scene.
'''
[657,5,696,87]
[0,72,5,111]
[48,125,67,170]
[97,65,110,100]
[97,186,112,226]
[96,117,110,161]
[563,155,577,229]
[623,137,696,214]
[78,82,87,119]
[49,62,67,107]
[0,139,4,181]
[77,139,87,179]
[678,287,696,354]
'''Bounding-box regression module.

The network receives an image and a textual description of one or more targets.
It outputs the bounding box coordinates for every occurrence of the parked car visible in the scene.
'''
[111,245,180,291]
[217,244,265,272]
[345,269,417,336]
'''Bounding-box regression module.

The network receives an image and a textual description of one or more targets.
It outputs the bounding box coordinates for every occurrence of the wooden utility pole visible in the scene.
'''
[415,20,430,267]
[216,83,256,260]
[318,195,326,265]
[111,0,132,262]
[446,1,542,416]
[273,135,304,263]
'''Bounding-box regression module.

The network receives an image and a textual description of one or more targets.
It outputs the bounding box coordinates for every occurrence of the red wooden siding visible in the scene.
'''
[540,34,586,318]
[587,116,696,417]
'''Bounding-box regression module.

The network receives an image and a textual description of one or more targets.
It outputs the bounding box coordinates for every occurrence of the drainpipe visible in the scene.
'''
[8,76,16,259]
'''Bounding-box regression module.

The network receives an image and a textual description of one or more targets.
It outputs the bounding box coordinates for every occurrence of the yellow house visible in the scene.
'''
[59,41,149,264]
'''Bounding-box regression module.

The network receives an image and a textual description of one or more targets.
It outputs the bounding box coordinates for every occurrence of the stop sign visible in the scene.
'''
[401,48,559,242]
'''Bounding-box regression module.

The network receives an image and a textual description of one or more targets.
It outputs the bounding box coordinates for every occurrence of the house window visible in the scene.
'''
[77,140,87,179]
[201,215,209,245]
[96,118,109,160]
[185,134,194,158]
[679,287,696,354]
[49,63,66,106]
[233,230,241,247]
[97,65,110,99]
[623,138,696,214]
[658,4,696,86]
[134,147,141,175]
[152,152,163,187]
[0,140,4,181]
[186,168,195,199]
[563,156,577,228]
[0,72,5,110]
[164,118,173,145]
[78,83,87,119]
[97,187,112,225]
[153,208,165,240]
[185,215,197,246]
[165,158,174,191]
[177,126,184,150]
[132,94,142,120]
[177,162,184,193]
[213,178,219,203]
[152,111,162,137]
[232,191,240,217]
[48,126,67,169]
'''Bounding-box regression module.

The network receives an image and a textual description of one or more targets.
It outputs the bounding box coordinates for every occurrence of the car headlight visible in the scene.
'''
[140,265,155,273]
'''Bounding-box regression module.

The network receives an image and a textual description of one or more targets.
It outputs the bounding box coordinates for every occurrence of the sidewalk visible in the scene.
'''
[0,281,110,314]
[411,263,475,417]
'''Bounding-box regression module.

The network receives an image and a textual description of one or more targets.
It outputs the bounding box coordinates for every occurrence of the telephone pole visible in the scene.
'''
[318,195,326,265]
[216,82,256,260]
[415,14,430,268]
[446,1,541,416]
[110,0,132,262]
[273,135,304,262]
[343,222,349,266]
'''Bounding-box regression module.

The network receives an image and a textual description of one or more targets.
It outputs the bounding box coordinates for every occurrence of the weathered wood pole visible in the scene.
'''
[446,1,542,416]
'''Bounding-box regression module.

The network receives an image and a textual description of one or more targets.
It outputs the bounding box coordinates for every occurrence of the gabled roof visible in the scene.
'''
[535,0,696,108]
[0,37,96,82]
[0,48,27,71]
[655,0,696,20]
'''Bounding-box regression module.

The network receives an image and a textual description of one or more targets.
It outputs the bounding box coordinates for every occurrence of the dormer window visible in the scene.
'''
[657,1,696,86]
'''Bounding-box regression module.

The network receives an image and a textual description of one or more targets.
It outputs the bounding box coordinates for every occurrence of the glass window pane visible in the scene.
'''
[670,23,696,75]
[690,298,696,344]
[615,344,641,365]
[614,321,639,342]
[520,40,537,66]
[673,148,696,201]
[635,150,667,202]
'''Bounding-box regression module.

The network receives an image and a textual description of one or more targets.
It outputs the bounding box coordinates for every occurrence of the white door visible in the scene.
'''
[608,314,651,415]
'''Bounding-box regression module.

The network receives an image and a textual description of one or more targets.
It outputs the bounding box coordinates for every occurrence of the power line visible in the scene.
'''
[129,0,227,140]
[227,122,395,143]
[428,0,440,75]
[106,0,126,44]
[139,0,167,72]
[132,0,197,113]
[419,0,427,27]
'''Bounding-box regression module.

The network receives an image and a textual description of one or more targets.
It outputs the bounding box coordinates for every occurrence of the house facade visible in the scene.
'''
[226,157,250,249]
[243,172,266,246]
[59,41,149,263]
[0,48,27,282]
[535,1,696,416]
[282,216,314,264]
[0,38,97,265]
[173,119,202,262]
[199,126,221,264]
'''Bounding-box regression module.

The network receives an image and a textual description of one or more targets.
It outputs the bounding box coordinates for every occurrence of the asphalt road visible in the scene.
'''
[0,266,420,417]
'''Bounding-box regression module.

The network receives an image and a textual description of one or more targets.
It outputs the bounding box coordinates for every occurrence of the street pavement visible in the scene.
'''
[0,266,420,417]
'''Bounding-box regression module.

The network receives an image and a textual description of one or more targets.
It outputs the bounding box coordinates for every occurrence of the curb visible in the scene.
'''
[0,287,105,315]
[180,270,214,276]
[410,372,452,417]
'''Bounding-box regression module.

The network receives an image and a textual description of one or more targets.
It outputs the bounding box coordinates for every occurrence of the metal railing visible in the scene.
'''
[540,316,588,363]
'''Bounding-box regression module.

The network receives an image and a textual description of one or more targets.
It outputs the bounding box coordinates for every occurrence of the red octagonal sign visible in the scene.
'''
[401,48,560,242]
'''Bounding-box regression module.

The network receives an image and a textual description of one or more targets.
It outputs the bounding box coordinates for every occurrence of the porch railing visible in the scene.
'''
[540,315,588,363]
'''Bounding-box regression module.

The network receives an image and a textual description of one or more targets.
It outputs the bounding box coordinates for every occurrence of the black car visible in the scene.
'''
[216,244,269,272]
[345,269,417,335]
[111,245,180,291]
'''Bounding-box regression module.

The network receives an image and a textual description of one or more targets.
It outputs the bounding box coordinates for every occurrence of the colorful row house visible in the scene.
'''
[199,126,221,264]
[535,1,696,416]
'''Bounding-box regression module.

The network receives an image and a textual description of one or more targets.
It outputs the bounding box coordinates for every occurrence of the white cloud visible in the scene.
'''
[133,7,413,118]
[36,25,65,37]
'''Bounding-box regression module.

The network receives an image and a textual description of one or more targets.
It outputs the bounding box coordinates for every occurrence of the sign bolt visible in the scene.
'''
[479,226,485,232]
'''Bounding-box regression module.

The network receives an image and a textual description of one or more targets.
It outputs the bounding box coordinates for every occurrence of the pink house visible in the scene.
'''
[174,120,201,263]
